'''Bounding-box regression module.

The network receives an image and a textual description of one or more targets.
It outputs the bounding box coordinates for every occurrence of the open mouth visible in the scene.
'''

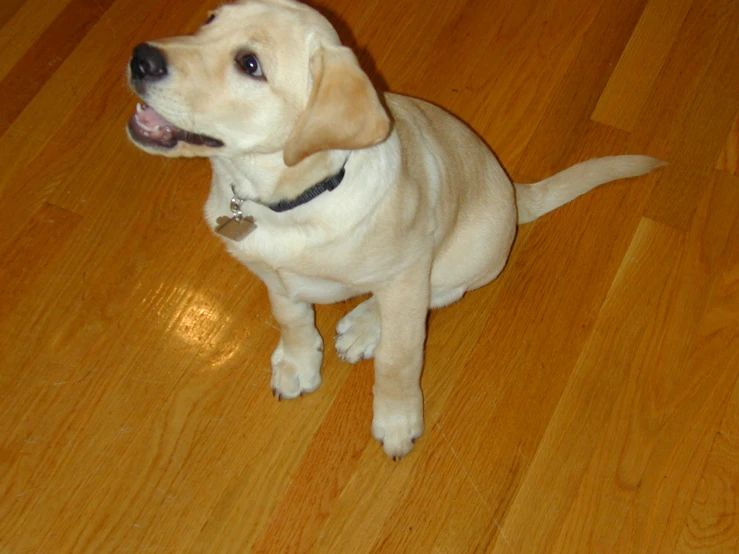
[128,103,224,149]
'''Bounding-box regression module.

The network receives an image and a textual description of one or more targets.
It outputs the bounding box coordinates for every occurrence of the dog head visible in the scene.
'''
[127,0,391,165]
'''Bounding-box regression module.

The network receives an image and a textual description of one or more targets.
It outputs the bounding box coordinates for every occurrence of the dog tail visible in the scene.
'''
[514,155,666,224]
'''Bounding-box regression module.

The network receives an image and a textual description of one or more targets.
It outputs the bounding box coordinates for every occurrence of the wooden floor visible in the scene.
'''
[1,0,738,551]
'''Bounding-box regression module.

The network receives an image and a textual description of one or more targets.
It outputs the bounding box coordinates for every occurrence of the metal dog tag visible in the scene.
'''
[215,215,256,241]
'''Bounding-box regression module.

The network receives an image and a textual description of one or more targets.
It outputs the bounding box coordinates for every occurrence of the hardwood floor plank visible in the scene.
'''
[716,109,739,175]
[488,216,685,554]
[4,264,276,552]
[675,379,739,553]
[306,415,507,554]
[363,410,517,554]
[0,0,116,138]
[591,0,694,132]
[550,172,739,553]
[0,202,82,321]
[628,0,739,168]
[248,359,376,554]
[514,0,647,178]
[340,0,462,93]
[0,0,26,30]
[560,120,632,166]
[466,0,602,172]
[1,248,257,550]
[612,180,739,554]
[0,0,73,91]
[643,162,709,231]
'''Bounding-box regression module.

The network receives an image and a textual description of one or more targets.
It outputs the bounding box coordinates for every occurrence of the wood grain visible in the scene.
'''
[676,379,739,553]
[0,0,115,137]
[0,0,737,552]
[490,216,685,553]
[591,0,694,132]
[628,0,739,167]
[717,109,739,175]
[513,0,647,178]
[0,0,71,80]
[550,174,739,554]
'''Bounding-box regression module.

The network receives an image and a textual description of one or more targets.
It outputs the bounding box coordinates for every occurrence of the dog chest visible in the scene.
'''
[259,266,360,304]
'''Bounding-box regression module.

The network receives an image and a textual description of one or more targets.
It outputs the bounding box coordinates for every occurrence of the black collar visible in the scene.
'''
[266,166,346,213]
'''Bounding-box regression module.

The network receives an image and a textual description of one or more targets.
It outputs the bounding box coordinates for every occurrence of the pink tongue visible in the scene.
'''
[139,105,173,128]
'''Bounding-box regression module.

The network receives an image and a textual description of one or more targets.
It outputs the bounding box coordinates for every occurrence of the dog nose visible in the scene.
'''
[130,43,168,80]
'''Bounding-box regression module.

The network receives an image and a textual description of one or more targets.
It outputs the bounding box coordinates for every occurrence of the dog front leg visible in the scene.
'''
[268,289,323,400]
[371,267,430,459]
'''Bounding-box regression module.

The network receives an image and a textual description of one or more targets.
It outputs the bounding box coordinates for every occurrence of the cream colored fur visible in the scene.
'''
[127,0,664,459]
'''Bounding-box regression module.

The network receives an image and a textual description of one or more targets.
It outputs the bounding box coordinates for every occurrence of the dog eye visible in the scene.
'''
[236,53,265,79]
[204,12,216,24]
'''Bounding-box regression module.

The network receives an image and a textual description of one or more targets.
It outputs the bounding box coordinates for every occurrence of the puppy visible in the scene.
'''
[127,0,663,459]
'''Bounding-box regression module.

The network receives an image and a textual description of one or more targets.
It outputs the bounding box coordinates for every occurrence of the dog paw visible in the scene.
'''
[372,391,424,460]
[335,298,380,363]
[270,337,322,400]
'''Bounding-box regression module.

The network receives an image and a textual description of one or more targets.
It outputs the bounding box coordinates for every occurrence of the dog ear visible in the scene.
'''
[283,46,391,166]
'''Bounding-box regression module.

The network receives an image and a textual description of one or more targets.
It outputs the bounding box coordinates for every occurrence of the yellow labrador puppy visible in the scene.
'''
[127,0,663,459]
